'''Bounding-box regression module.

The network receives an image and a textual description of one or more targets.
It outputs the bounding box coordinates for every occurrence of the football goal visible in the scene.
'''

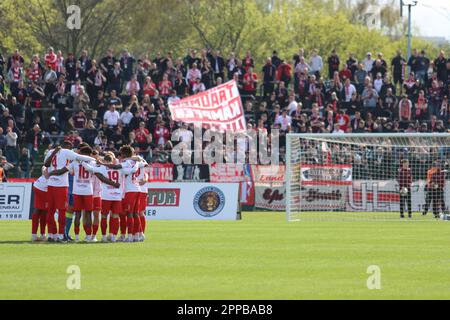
[285,133,450,221]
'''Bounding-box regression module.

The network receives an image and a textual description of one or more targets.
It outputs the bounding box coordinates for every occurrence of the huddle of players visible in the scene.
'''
[31,141,149,242]
[397,159,447,219]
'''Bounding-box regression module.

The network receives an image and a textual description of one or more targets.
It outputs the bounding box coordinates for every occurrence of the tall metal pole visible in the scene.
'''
[407,4,412,72]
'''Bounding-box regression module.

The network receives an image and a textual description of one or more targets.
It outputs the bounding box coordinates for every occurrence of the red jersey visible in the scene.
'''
[45,53,57,70]
[243,73,258,91]
[397,168,412,189]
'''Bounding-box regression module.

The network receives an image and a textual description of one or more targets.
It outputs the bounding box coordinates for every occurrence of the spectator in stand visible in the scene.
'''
[262,58,276,97]
[154,121,170,147]
[25,124,43,162]
[143,76,158,98]
[17,147,32,178]
[79,50,92,75]
[373,72,384,94]
[339,64,352,82]
[65,52,77,83]
[428,80,443,117]
[434,50,448,83]
[158,73,172,98]
[0,127,6,155]
[103,104,120,129]
[70,79,84,98]
[415,50,430,83]
[7,61,24,93]
[4,126,18,164]
[371,59,387,79]
[327,49,340,79]
[209,50,225,81]
[335,110,350,133]
[398,94,413,122]
[342,78,357,104]
[415,90,428,121]
[192,77,206,94]
[107,61,122,94]
[120,106,133,129]
[275,109,292,132]
[186,63,202,90]
[46,116,62,147]
[277,60,292,87]
[73,86,90,113]
[7,49,25,71]
[362,52,374,74]
[391,50,406,93]
[72,110,87,130]
[243,67,258,98]
[43,64,58,99]
[309,49,323,78]
[243,51,254,73]
[120,49,136,83]
[44,47,58,71]
[362,84,378,111]
[126,74,141,97]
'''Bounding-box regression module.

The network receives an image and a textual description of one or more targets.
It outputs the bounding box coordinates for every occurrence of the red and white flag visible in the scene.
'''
[168,80,246,132]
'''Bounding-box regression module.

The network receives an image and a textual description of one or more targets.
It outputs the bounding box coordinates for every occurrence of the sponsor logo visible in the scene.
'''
[262,188,284,204]
[194,187,225,217]
[301,187,342,202]
[0,185,25,212]
[148,189,180,207]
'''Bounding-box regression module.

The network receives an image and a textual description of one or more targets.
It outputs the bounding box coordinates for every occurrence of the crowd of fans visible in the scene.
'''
[0,46,449,178]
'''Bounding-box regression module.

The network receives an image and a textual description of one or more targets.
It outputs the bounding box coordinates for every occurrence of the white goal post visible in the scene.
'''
[286,133,450,222]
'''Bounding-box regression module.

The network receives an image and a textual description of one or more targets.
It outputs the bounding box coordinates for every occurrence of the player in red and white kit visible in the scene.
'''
[82,152,138,242]
[91,150,102,242]
[68,148,96,242]
[44,141,95,242]
[100,146,144,242]
[70,146,119,242]
[137,159,149,241]
[31,167,52,242]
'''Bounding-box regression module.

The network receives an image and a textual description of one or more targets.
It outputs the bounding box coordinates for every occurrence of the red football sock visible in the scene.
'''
[32,213,40,235]
[120,216,127,235]
[39,214,47,235]
[100,217,108,236]
[74,225,80,236]
[133,216,141,235]
[92,224,99,236]
[58,209,66,235]
[110,217,119,235]
[127,217,134,236]
[47,210,57,234]
[83,224,92,236]
[140,216,146,233]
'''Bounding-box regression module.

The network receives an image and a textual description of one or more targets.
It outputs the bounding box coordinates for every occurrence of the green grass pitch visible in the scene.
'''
[0,212,449,300]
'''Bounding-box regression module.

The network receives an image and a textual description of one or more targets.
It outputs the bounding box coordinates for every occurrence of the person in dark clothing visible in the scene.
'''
[262,58,276,97]
[391,51,406,93]
[397,159,412,218]
[327,49,340,79]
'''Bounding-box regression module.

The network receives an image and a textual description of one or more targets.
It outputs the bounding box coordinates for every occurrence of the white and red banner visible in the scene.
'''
[255,185,286,211]
[210,163,245,183]
[253,165,285,184]
[301,164,352,186]
[168,80,246,132]
[147,163,174,182]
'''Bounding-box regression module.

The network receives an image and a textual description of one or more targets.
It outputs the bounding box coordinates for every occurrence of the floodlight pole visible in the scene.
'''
[407,4,412,66]
[401,1,418,74]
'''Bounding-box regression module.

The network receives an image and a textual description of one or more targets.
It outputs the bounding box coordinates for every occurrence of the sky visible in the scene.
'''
[402,0,450,40]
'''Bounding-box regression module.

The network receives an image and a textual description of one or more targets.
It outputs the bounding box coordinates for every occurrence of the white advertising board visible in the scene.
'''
[0,183,32,220]
[143,183,240,220]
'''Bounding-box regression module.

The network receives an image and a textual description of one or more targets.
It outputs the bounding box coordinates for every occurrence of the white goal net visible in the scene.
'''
[286,133,450,221]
